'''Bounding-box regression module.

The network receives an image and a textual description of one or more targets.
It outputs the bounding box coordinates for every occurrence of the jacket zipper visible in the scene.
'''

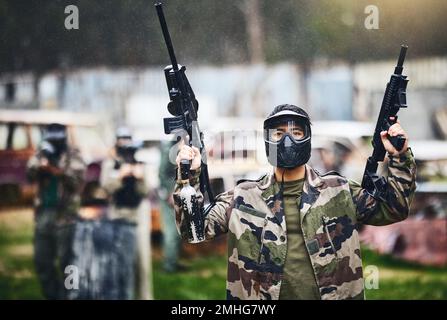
[322,216,339,260]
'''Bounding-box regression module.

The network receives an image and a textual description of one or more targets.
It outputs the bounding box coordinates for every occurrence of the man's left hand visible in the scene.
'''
[380,119,409,156]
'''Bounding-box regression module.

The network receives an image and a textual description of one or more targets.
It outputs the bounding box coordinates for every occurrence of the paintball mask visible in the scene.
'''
[264,106,312,168]
[114,127,142,165]
[40,123,68,164]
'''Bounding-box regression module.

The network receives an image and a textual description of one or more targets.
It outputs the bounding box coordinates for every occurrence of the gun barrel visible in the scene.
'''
[394,45,408,74]
[155,2,179,71]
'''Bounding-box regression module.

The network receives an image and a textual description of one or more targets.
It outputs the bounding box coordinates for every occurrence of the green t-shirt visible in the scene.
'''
[40,175,59,208]
[278,178,321,300]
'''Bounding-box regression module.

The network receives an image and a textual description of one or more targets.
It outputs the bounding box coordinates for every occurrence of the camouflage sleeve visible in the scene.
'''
[173,167,234,241]
[61,149,86,191]
[349,147,417,226]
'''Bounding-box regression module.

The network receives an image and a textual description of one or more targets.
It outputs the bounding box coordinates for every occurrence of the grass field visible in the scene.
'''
[1,208,446,300]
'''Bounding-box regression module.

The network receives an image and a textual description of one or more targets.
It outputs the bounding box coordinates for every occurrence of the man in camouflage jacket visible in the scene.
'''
[173,104,416,300]
[27,123,86,299]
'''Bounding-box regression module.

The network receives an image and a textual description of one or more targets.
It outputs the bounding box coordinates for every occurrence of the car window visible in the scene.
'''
[12,125,28,150]
[29,125,42,148]
[0,124,7,150]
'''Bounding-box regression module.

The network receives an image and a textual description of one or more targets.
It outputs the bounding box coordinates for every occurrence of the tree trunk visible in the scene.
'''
[243,0,265,64]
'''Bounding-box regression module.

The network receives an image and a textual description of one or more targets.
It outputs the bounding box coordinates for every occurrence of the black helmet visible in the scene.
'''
[264,104,312,168]
[42,123,67,156]
[43,123,67,141]
[115,126,133,140]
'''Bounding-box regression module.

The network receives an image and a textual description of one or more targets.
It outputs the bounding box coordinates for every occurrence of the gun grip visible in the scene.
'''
[180,159,191,181]
[388,134,406,151]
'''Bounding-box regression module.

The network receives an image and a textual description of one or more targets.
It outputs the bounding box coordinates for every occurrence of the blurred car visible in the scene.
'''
[410,140,447,183]
[0,109,109,206]
[360,184,447,267]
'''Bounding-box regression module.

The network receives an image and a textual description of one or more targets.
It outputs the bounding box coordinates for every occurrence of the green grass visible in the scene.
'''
[153,256,227,300]
[361,248,447,300]
[0,208,227,300]
[0,209,446,300]
[0,211,42,300]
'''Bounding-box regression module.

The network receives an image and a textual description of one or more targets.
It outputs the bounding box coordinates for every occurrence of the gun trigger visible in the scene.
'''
[388,116,397,125]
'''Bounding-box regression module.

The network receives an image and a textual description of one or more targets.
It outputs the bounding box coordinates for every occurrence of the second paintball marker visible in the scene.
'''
[361,45,409,200]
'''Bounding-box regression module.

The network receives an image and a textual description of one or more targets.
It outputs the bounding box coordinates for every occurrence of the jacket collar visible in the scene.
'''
[259,165,324,191]
[260,165,324,223]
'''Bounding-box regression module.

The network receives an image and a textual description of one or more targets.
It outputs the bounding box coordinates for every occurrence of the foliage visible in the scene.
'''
[1,0,447,74]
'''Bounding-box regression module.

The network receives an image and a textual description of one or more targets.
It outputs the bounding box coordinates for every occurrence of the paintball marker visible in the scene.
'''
[361,45,409,199]
[155,2,214,243]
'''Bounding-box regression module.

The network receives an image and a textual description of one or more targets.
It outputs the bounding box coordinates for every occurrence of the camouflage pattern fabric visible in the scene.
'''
[27,147,85,299]
[33,213,76,300]
[27,147,86,225]
[173,148,416,300]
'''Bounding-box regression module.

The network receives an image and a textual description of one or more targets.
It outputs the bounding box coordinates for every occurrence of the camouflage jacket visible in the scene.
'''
[27,147,86,224]
[173,148,417,300]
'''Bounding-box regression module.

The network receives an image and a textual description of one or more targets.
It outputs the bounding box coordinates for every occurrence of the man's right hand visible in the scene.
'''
[39,157,50,167]
[176,145,201,170]
[39,157,63,175]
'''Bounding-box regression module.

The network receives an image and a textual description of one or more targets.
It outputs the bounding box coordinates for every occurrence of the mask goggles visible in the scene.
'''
[264,118,310,144]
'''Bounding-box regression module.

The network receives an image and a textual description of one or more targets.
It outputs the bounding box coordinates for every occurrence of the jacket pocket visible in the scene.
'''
[321,215,339,260]
[236,204,269,263]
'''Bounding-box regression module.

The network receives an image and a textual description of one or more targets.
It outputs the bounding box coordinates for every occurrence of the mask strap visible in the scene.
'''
[279,169,286,197]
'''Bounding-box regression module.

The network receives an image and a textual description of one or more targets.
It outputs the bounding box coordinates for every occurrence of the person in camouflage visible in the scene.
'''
[27,123,86,299]
[68,128,148,300]
[94,127,148,299]
[173,104,417,300]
